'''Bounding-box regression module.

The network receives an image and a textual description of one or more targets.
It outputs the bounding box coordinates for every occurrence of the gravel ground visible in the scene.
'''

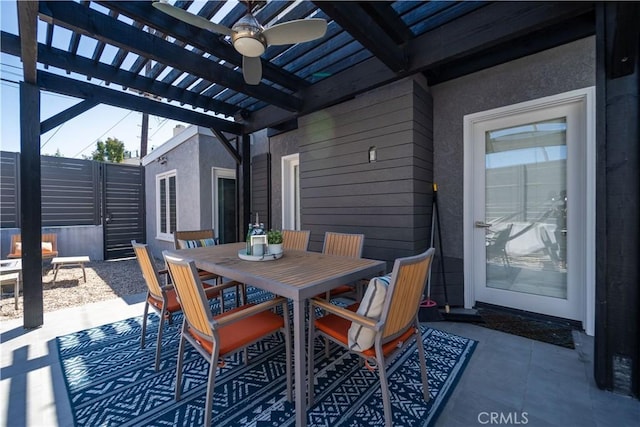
[0,258,148,320]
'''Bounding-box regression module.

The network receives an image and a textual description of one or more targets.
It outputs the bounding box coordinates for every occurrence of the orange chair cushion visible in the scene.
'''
[315,284,353,298]
[189,304,284,356]
[150,283,221,313]
[315,303,416,357]
[148,288,181,313]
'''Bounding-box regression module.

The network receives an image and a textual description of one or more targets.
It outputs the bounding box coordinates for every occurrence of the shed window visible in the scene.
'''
[156,170,177,240]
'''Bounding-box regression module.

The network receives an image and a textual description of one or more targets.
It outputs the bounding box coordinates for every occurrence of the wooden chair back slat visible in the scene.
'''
[382,249,435,339]
[282,230,310,251]
[132,242,164,299]
[165,255,213,338]
[322,232,364,258]
[42,233,58,252]
[174,229,215,249]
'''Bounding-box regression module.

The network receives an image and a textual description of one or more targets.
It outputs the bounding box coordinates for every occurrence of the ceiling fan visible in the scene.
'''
[152,0,328,85]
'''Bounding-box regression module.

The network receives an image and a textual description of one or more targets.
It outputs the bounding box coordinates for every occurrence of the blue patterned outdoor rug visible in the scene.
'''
[56,287,477,426]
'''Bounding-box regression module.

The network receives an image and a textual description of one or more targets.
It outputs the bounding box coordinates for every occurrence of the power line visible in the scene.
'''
[150,117,170,138]
[41,122,65,149]
[0,77,19,85]
[72,111,134,158]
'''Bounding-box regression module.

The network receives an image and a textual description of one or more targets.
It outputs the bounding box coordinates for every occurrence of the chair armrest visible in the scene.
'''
[204,280,242,295]
[214,297,286,327]
[311,297,378,330]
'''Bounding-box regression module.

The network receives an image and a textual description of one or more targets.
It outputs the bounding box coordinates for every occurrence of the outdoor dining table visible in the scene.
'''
[165,242,386,427]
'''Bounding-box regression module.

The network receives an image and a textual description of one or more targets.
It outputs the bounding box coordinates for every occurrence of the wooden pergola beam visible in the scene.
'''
[37,71,242,135]
[99,0,309,92]
[38,1,303,112]
[315,1,407,73]
[17,0,38,83]
[40,99,99,134]
[0,31,242,118]
[245,1,594,132]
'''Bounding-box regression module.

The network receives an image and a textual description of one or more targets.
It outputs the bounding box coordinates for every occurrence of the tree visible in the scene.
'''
[92,137,125,163]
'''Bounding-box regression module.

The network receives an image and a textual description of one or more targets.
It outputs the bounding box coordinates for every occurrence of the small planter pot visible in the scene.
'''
[268,243,283,255]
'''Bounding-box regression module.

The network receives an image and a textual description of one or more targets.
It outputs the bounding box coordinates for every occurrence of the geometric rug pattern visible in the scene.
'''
[56,287,477,426]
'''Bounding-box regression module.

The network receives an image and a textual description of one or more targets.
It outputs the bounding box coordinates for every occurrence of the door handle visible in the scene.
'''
[475,221,492,228]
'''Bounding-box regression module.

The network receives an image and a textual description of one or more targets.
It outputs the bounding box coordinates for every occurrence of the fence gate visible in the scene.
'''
[102,163,145,259]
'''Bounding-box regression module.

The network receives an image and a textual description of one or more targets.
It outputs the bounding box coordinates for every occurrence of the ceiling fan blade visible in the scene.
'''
[263,18,327,46]
[243,56,262,85]
[152,1,233,36]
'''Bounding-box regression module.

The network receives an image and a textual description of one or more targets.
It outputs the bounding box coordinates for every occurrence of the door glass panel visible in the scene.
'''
[485,118,567,299]
[217,177,236,244]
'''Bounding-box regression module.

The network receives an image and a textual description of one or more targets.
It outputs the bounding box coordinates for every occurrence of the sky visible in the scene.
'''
[0,0,190,159]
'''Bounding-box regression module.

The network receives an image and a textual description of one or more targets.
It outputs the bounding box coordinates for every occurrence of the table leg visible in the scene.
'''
[293,297,307,427]
[52,264,60,285]
[81,263,87,283]
[14,273,19,310]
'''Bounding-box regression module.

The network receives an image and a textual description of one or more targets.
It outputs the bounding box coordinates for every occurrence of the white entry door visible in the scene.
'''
[464,88,595,327]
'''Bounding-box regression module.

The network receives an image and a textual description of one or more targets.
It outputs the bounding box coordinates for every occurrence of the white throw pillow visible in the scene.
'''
[42,242,53,252]
[347,274,392,352]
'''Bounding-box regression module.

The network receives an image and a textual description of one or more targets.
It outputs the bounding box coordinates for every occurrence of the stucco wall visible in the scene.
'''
[197,133,237,232]
[431,36,596,260]
[144,127,238,258]
[268,130,300,230]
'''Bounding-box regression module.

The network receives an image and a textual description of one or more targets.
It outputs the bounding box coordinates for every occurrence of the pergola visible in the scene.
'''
[2,1,638,397]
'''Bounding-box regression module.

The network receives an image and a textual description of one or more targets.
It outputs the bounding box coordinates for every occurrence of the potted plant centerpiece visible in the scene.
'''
[267,230,283,255]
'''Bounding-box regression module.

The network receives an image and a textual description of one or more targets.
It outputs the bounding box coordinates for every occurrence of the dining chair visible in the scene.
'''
[174,229,246,306]
[282,229,311,251]
[132,241,238,371]
[308,247,435,427]
[163,252,292,427]
[321,231,365,298]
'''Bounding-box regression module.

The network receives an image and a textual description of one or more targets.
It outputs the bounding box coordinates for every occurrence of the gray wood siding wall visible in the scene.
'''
[298,78,433,268]
[251,152,271,230]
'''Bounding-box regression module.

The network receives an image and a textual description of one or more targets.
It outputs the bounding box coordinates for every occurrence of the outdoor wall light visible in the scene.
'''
[368,146,377,163]
[157,155,168,165]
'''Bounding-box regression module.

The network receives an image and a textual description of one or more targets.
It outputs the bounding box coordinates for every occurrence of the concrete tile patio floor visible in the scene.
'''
[1,293,638,427]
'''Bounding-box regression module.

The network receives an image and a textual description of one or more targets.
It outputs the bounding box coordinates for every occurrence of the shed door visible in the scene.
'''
[102,163,145,259]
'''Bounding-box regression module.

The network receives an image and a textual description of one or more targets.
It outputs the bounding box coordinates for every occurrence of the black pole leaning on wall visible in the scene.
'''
[20,81,43,329]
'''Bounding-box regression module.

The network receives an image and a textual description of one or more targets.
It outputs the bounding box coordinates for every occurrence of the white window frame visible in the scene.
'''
[156,169,177,241]
[281,153,300,230]
[463,87,595,335]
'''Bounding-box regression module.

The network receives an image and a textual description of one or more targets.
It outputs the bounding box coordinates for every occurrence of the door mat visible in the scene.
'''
[474,307,576,349]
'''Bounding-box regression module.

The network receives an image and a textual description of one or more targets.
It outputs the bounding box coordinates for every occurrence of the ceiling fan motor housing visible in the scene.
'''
[232,13,267,57]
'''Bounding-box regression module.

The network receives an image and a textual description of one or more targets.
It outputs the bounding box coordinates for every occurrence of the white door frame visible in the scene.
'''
[281,153,300,230]
[211,167,236,238]
[463,87,595,335]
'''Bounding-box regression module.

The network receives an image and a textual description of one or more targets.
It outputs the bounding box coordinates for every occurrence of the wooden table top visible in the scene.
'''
[165,242,386,300]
